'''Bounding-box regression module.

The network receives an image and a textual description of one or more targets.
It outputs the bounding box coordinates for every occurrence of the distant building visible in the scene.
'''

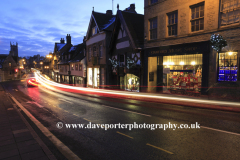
[0,54,19,82]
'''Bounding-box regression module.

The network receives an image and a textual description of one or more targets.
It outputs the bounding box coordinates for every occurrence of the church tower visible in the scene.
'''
[9,42,18,57]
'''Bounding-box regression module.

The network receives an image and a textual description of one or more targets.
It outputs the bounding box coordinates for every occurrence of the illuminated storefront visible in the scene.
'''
[162,54,203,93]
[218,52,238,82]
[87,68,92,86]
[120,74,140,92]
[145,41,210,95]
[87,68,100,88]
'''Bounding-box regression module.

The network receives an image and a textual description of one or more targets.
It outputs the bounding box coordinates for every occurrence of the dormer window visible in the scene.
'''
[92,26,98,35]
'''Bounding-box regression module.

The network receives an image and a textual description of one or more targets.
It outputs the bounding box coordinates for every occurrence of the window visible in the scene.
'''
[71,64,74,70]
[220,0,240,25]
[79,64,82,71]
[88,48,91,61]
[93,47,96,57]
[150,0,158,4]
[167,11,178,36]
[68,54,71,59]
[149,17,157,40]
[75,64,78,71]
[120,55,124,62]
[92,26,97,35]
[218,52,238,81]
[191,3,204,32]
[9,63,11,67]
[65,66,67,72]
[99,45,103,57]
[163,54,203,93]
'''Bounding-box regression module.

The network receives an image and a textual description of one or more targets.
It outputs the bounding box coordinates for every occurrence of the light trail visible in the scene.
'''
[33,70,240,108]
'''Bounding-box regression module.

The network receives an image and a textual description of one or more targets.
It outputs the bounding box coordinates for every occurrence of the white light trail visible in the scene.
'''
[34,71,240,108]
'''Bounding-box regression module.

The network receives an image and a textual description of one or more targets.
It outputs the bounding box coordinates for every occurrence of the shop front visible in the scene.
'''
[120,74,140,92]
[162,54,203,94]
[87,67,100,88]
[145,41,210,95]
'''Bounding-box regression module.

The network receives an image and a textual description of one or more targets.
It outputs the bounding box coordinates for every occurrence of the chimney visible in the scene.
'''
[66,34,71,44]
[60,38,65,43]
[106,10,112,15]
[130,3,135,10]
[124,3,137,13]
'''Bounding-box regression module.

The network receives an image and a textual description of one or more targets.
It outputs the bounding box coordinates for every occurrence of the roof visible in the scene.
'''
[68,43,85,63]
[109,10,144,51]
[56,43,66,51]
[57,60,69,65]
[0,54,8,69]
[92,11,115,31]
[69,46,77,52]
[121,11,144,48]
[58,43,85,64]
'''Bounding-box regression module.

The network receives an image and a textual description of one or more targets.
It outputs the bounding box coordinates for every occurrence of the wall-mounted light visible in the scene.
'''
[191,61,196,65]
[180,61,185,65]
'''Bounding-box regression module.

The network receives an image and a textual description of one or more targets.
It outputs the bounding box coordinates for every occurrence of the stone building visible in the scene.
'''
[85,9,115,88]
[144,0,240,95]
[0,54,18,82]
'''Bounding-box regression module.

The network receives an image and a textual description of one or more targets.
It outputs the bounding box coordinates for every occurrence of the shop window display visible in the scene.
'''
[218,52,238,82]
[162,54,202,94]
[120,74,140,92]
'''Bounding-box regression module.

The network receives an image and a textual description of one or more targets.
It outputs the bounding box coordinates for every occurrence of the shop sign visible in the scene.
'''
[147,41,209,57]
[163,68,170,74]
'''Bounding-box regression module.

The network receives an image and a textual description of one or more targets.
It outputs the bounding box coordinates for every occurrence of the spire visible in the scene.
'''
[117,4,119,10]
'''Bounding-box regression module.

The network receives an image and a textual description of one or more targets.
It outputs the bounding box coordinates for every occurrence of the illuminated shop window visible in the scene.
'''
[218,52,238,82]
[120,74,140,92]
[162,54,203,93]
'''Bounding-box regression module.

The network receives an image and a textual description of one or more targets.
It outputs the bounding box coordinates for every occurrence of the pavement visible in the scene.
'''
[0,84,57,160]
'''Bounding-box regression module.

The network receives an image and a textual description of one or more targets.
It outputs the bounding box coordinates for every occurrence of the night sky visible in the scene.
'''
[0,0,144,57]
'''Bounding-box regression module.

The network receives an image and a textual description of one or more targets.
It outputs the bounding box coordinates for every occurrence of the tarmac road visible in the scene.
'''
[1,75,240,160]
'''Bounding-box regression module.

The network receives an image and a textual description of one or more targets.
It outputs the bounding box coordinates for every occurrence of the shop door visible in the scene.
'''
[157,65,163,92]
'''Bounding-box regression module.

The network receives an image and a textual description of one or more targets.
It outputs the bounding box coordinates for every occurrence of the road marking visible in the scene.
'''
[33,102,44,108]
[83,118,91,122]
[201,126,240,136]
[9,93,81,160]
[116,131,133,139]
[146,143,174,155]
[102,105,151,117]
[58,98,73,104]
[73,114,79,117]
[26,101,44,108]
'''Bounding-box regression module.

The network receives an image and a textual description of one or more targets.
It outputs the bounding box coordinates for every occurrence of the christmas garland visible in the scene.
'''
[210,34,227,52]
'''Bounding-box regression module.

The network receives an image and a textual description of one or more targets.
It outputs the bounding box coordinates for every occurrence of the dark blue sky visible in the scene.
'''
[0,0,144,57]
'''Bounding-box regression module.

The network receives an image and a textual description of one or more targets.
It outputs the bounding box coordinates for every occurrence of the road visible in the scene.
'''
[2,74,240,160]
